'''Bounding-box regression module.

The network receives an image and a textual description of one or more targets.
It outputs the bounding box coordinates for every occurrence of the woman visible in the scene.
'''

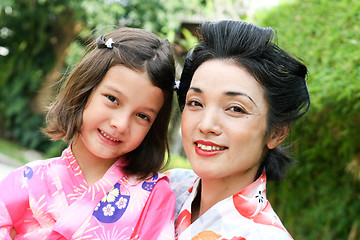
[168,20,310,240]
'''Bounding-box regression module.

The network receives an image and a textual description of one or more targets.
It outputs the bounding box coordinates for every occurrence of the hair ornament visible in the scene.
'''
[105,38,115,48]
[173,80,180,90]
[96,36,115,49]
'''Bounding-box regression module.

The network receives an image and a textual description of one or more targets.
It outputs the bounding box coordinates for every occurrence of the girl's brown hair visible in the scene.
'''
[43,27,175,179]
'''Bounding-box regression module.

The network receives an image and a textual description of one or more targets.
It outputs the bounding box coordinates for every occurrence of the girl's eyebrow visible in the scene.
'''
[103,85,158,114]
[104,85,123,95]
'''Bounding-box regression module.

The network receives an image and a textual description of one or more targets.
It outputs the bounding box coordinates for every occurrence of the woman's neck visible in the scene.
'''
[191,173,256,223]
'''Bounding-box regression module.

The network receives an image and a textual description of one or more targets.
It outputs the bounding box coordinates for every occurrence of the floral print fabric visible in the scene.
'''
[167,169,293,240]
[0,147,175,239]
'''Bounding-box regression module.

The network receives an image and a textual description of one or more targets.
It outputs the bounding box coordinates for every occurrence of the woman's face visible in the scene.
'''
[181,59,279,186]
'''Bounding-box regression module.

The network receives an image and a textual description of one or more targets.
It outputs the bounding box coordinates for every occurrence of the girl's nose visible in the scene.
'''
[109,114,130,135]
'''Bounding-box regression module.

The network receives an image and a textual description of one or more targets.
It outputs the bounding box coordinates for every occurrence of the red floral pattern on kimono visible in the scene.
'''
[0,147,175,240]
[167,169,293,240]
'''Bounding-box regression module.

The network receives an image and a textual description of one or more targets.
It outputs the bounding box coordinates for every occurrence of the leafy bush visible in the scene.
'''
[0,1,57,152]
[256,0,360,239]
[165,154,191,171]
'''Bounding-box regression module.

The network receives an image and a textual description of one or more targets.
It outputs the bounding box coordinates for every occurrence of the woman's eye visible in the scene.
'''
[137,113,150,122]
[186,100,202,107]
[106,95,118,104]
[229,106,246,113]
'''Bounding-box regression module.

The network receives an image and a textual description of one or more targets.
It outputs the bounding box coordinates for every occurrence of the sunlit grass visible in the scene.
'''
[0,138,30,164]
[0,138,44,164]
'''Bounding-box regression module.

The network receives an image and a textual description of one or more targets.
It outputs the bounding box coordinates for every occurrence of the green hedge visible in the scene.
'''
[256,0,360,239]
[0,1,56,152]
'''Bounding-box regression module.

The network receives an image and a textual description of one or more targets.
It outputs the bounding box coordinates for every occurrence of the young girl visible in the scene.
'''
[0,27,176,239]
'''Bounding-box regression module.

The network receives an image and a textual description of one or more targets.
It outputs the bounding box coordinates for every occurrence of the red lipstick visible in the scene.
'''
[195,140,227,157]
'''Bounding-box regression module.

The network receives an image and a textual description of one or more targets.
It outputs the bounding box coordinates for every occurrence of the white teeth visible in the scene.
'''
[100,130,120,142]
[197,143,225,151]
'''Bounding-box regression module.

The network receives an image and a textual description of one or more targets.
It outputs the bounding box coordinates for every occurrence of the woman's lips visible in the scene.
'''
[195,140,227,156]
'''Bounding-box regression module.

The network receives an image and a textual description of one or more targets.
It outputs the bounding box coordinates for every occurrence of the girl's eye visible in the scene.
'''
[106,95,118,104]
[136,113,150,122]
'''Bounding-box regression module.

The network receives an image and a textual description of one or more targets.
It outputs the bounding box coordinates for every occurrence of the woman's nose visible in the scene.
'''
[198,108,222,135]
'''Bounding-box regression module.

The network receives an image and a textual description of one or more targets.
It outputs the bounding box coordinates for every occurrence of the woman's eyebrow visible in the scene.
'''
[189,87,259,109]
[188,87,202,93]
[225,91,258,108]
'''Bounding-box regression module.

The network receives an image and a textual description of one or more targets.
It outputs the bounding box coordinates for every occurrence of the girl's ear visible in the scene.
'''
[266,125,290,149]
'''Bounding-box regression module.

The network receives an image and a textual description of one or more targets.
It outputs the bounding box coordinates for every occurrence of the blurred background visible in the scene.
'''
[0,0,359,239]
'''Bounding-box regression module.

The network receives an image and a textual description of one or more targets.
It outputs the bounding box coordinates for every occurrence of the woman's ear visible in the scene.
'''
[266,125,290,149]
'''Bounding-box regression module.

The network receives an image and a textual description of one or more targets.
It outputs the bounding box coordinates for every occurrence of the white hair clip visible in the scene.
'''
[174,80,180,90]
[105,38,115,49]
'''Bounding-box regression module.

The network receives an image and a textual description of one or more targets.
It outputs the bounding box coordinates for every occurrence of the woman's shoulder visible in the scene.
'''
[166,168,198,189]
[166,168,198,197]
[165,168,198,220]
[246,224,294,240]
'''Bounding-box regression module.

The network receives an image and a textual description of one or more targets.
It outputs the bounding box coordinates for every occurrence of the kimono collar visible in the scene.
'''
[192,171,268,219]
[64,146,128,174]
[231,171,268,219]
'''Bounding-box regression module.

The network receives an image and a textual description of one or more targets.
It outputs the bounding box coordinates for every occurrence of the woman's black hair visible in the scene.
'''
[177,20,310,181]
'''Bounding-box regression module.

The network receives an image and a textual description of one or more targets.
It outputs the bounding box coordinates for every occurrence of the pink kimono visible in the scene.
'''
[168,169,293,240]
[0,147,175,239]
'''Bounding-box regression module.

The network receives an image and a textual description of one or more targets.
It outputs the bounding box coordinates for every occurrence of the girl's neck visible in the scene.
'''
[71,139,118,187]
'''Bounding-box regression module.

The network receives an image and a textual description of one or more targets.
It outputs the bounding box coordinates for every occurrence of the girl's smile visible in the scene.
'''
[72,64,164,166]
[98,129,122,144]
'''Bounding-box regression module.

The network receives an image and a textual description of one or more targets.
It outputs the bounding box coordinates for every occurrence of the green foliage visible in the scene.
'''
[165,154,191,171]
[256,0,360,238]
[179,28,200,51]
[0,0,58,152]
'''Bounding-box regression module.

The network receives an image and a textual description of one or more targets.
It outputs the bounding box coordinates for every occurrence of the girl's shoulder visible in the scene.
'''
[26,155,61,167]
[21,155,65,178]
[1,155,62,183]
[23,147,75,176]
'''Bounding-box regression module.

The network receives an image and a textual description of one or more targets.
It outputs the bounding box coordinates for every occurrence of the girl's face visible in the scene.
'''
[181,59,281,187]
[73,65,164,164]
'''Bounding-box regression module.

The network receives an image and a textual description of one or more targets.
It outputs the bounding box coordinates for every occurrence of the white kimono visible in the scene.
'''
[167,168,293,240]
